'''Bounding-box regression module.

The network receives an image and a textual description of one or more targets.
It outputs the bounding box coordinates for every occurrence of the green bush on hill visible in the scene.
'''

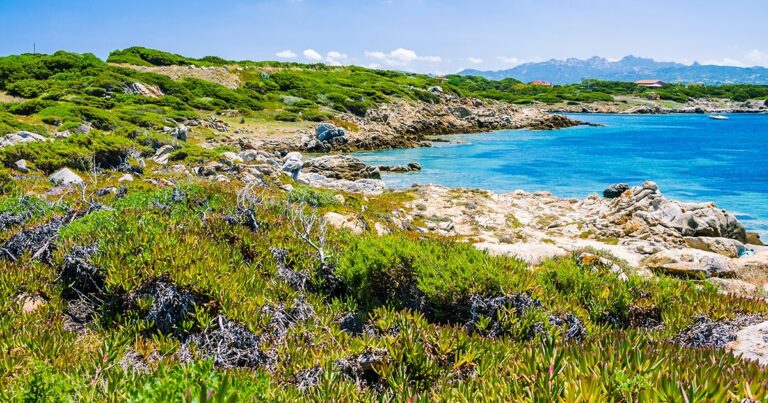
[106,46,233,67]
[336,234,530,321]
[0,133,145,173]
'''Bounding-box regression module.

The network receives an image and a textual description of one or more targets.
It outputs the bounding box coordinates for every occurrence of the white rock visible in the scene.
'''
[49,168,83,186]
[685,236,744,258]
[281,152,303,180]
[169,164,191,176]
[474,242,568,265]
[0,131,49,148]
[221,151,244,163]
[213,174,231,183]
[13,159,28,173]
[728,321,768,365]
[152,145,175,165]
[297,172,384,195]
[118,174,134,182]
[707,278,758,296]
[374,222,389,236]
[324,212,365,235]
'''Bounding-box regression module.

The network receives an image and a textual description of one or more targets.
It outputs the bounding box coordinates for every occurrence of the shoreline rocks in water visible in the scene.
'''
[544,98,768,114]
[302,155,381,180]
[377,162,422,172]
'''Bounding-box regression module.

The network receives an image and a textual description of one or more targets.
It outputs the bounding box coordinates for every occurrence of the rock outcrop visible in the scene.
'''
[152,145,175,165]
[729,321,768,365]
[377,162,422,172]
[0,131,49,148]
[316,123,345,141]
[233,96,583,154]
[49,168,84,186]
[281,152,303,180]
[124,82,164,98]
[302,155,380,180]
[297,173,385,195]
[344,93,582,139]
[392,182,759,284]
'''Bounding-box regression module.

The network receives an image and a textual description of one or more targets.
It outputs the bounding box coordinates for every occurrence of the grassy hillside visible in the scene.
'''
[2,48,766,143]
[1,174,767,401]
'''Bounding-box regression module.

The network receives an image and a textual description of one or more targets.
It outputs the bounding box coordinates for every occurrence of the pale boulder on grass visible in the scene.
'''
[49,168,84,186]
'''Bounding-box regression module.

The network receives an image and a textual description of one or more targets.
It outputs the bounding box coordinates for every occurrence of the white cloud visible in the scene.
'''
[468,57,483,64]
[703,57,746,67]
[325,50,348,65]
[326,51,347,60]
[364,48,442,67]
[702,49,768,68]
[745,49,768,67]
[275,50,297,59]
[389,48,419,63]
[303,49,323,61]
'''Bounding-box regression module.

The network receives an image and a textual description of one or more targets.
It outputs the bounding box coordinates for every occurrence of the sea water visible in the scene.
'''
[355,114,768,237]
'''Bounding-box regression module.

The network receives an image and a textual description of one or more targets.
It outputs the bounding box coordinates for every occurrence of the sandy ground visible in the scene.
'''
[0,91,23,103]
[111,63,242,89]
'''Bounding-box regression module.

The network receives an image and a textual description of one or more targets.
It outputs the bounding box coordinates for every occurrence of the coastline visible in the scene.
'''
[541,96,768,115]
[352,112,768,240]
[232,92,587,154]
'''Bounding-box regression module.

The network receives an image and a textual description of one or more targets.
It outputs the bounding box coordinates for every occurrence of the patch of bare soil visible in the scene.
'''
[111,63,242,89]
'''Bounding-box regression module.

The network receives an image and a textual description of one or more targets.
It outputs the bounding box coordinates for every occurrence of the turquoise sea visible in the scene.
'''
[355,114,768,238]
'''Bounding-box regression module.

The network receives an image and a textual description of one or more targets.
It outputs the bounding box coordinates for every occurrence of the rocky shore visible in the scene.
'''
[237,90,584,154]
[384,181,766,291]
[544,97,768,114]
[195,146,767,303]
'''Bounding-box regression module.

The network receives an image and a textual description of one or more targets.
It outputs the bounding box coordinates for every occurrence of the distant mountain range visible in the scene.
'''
[459,56,768,85]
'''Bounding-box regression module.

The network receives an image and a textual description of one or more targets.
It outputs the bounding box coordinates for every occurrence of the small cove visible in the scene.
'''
[355,113,768,238]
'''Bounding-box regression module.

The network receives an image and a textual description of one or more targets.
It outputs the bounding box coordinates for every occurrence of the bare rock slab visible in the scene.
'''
[728,321,768,365]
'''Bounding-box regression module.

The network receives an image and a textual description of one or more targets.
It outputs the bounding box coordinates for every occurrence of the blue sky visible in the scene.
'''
[2,0,767,73]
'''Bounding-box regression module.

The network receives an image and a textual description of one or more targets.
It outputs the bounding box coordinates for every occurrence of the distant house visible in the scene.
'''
[529,80,553,87]
[634,79,667,88]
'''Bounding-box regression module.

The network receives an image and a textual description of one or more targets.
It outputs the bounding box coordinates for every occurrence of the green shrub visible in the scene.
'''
[0,171,17,195]
[0,133,144,173]
[0,111,47,135]
[300,109,332,122]
[538,257,633,325]
[126,360,268,401]
[168,144,219,163]
[6,79,50,98]
[336,235,530,321]
[0,194,51,216]
[274,111,299,122]
[13,361,72,402]
[286,186,338,207]
[7,99,56,115]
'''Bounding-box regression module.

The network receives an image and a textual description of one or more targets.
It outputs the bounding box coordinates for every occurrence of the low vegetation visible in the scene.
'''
[445,76,768,104]
[0,167,767,401]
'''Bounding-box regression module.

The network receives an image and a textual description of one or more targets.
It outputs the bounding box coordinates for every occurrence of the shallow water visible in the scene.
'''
[355,113,768,237]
